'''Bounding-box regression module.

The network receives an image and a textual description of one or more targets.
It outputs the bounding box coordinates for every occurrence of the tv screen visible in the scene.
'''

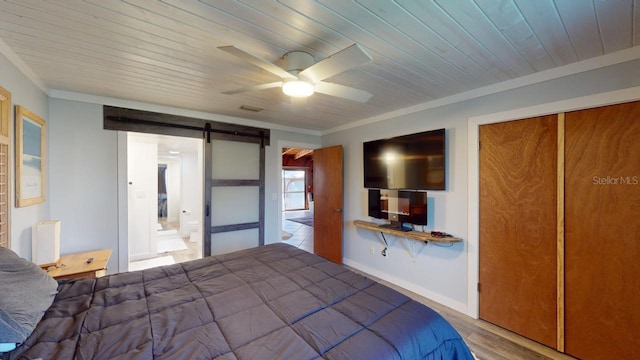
[363,128,445,190]
[368,189,427,228]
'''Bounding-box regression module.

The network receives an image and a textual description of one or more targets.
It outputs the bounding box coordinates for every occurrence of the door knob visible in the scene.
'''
[334,208,342,213]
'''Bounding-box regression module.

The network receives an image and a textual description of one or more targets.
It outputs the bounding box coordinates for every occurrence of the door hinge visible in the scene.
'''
[477,282,481,293]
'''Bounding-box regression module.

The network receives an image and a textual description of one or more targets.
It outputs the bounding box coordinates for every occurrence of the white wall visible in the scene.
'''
[322,58,640,316]
[0,52,49,257]
[179,145,203,237]
[325,113,470,311]
[49,99,119,271]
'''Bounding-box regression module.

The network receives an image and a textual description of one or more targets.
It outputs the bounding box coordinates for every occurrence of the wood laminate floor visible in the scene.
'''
[360,274,577,360]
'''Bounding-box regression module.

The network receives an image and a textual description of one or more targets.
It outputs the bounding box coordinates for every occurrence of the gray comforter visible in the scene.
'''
[7,243,474,359]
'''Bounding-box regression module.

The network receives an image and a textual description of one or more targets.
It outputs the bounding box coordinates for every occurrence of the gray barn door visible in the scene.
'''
[204,136,265,256]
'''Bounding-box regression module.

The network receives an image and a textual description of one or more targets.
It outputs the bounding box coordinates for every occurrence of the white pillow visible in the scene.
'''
[0,247,58,350]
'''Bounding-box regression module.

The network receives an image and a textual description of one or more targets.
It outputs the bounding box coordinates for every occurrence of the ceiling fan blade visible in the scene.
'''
[313,81,372,103]
[222,81,283,95]
[298,44,372,84]
[218,46,297,80]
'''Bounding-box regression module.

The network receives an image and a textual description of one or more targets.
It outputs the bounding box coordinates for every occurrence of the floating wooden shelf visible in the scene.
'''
[353,220,462,243]
[353,220,462,260]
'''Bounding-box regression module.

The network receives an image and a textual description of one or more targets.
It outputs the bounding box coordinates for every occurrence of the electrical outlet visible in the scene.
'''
[369,245,375,255]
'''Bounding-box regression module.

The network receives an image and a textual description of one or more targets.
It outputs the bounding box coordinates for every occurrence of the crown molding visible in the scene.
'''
[323,46,640,135]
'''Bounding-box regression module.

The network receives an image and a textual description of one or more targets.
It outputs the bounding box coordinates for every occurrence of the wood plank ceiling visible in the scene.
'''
[0,0,638,132]
[283,147,313,160]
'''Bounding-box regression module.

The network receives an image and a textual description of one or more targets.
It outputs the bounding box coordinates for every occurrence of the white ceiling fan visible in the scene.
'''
[218,44,373,103]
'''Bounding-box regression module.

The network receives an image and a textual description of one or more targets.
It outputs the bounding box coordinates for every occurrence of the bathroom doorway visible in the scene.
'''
[127,132,203,271]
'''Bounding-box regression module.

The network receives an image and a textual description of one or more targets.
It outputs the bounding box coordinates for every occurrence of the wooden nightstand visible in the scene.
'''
[43,249,112,281]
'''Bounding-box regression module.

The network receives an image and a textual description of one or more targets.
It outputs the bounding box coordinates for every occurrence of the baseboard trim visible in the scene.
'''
[343,258,470,316]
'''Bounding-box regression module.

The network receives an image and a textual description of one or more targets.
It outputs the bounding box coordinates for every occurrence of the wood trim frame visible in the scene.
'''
[0,86,10,138]
[556,113,565,352]
[15,105,46,207]
[0,86,11,248]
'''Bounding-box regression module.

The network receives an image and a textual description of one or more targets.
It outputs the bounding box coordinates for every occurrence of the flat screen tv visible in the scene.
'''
[368,189,427,230]
[363,128,445,190]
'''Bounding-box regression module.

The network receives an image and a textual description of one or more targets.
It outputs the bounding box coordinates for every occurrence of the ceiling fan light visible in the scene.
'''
[282,80,314,97]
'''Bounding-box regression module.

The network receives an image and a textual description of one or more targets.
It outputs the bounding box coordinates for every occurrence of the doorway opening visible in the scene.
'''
[281,147,314,253]
[127,132,203,271]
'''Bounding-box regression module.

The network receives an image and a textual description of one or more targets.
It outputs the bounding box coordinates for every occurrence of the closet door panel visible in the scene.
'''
[479,115,558,348]
[565,101,640,360]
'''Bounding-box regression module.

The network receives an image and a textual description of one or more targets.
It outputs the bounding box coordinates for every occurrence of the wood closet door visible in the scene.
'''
[564,101,640,360]
[479,116,558,348]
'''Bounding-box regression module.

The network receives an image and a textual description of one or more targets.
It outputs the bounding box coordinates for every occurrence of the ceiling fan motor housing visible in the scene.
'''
[282,51,315,75]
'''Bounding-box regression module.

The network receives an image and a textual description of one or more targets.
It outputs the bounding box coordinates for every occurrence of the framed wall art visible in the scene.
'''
[0,86,11,247]
[15,105,46,207]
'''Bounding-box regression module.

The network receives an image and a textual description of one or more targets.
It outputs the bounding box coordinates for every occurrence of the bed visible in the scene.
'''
[2,243,474,359]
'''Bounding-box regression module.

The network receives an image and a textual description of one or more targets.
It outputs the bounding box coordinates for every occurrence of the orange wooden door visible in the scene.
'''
[564,101,640,360]
[313,145,343,264]
[479,116,558,348]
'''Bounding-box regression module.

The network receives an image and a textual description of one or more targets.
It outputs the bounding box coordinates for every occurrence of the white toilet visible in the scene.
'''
[187,221,200,243]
